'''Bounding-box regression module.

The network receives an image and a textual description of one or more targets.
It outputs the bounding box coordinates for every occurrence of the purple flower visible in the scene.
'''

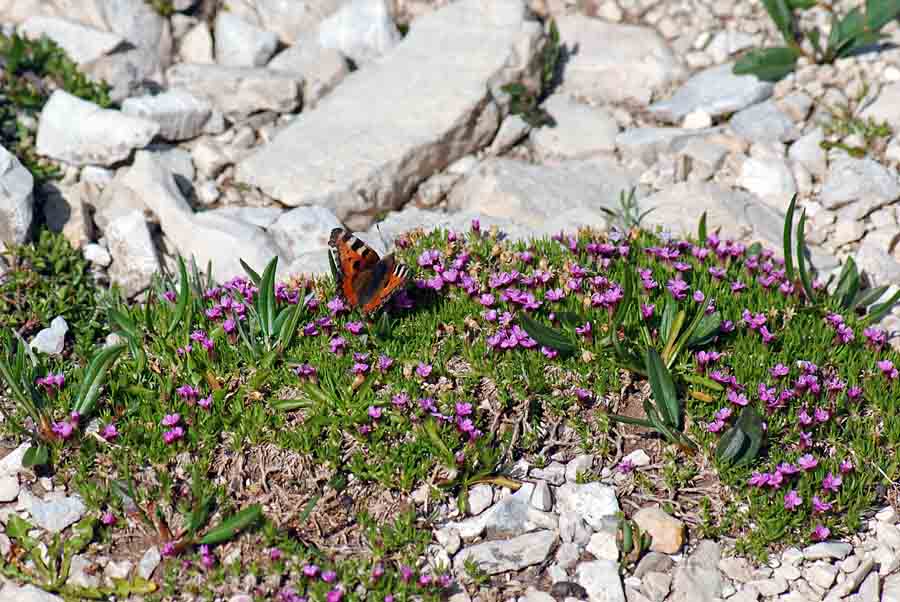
[400,565,414,582]
[541,346,558,359]
[748,472,770,487]
[161,542,177,557]
[479,293,495,307]
[163,427,185,444]
[776,462,799,476]
[784,490,802,510]
[326,589,343,602]
[797,454,818,471]
[617,459,636,474]
[692,290,705,303]
[877,359,899,380]
[161,413,181,427]
[812,496,833,514]
[351,362,370,375]
[101,424,118,441]
[176,385,199,401]
[822,472,842,492]
[727,389,749,407]
[418,574,432,587]
[36,373,65,395]
[545,288,564,302]
[641,304,655,319]
[840,458,854,474]
[391,392,410,407]
[269,548,283,561]
[667,279,689,300]
[163,290,177,303]
[416,363,433,378]
[303,564,320,578]
[372,563,384,579]
[295,363,317,379]
[455,402,472,416]
[198,395,213,409]
[346,321,364,335]
[101,511,116,526]
[811,524,830,541]
[368,406,382,420]
[329,337,347,354]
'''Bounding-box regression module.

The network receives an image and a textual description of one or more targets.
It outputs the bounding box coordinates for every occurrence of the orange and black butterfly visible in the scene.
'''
[328,228,412,316]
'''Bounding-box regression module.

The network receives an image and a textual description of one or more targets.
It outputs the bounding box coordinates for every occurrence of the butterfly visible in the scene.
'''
[328,227,412,316]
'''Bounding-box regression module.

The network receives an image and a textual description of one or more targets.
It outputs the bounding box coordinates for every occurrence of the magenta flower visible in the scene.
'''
[377,354,394,372]
[822,472,842,492]
[372,563,385,579]
[840,458,854,473]
[776,462,798,476]
[346,321,364,335]
[52,421,74,440]
[692,290,705,303]
[161,413,181,427]
[163,427,185,444]
[391,392,410,407]
[322,570,337,583]
[783,490,802,510]
[418,574,432,587]
[811,524,830,541]
[878,359,899,380]
[295,363,317,379]
[400,565,414,582]
[797,454,818,471]
[327,297,348,314]
[161,542,177,557]
[727,389,749,406]
[748,472,770,487]
[326,589,343,602]
[455,402,472,416]
[101,511,116,526]
[617,458,636,474]
[163,290,177,303]
[329,337,347,354]
[36,373,65,396]
[101,424,118,440]
[667,279,689,300]
[416,363,433,378]
[269,548,283,561]
[368,406,382,420]
[198,395,212,409]
[303,564,320,578]
[812,496,833,514]
[176,385,199,401]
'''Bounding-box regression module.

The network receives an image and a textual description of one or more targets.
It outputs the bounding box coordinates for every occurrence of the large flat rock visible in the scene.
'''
[445,157,638,229]
[234,0,543,231]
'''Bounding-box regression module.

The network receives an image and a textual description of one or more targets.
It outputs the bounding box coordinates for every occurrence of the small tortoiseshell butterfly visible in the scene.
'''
[328,228,411,316]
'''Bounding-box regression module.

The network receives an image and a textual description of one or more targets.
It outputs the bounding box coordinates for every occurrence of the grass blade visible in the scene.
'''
[783,193,797,282]
[645,349,680,430]
[166,256,191,336]
[864,288,900,325]
[795,209,815,302]
[198,504,263,546]
[519,313,577,354]
[240,259,262,286]
[74,343,126,416]
[697,211,707,244]
[832,257,859,310]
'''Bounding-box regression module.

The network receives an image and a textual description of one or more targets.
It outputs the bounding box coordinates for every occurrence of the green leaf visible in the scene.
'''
[277,299,305,350]
[6,514,35,542]
[686,312,722,348]
[660,298,677,343]
[187,494,216,536]
[645,349,680,430]
[198,504,263,546]
[807,27,824,55]
[257,257,278,338]
[716,424,749,465]
[734,405,764,466]
[733,46,801,82]
[746,242,763,258]
[240,259,262,285]
[22,444,49,468]
[865,288,900,324]
[611,269,634,330]
[166,256,191,336]
[762,0,795,42]
[697,211,707,244]
[828,8,866,59]
[788,0,816,7]
[74,343,127,416]
[782,193,797,282]
[796,209,815,302]
[853,285,889,310]
[662,310,686,363]
[833,257,860,310]
[867,0,900,31]
[606,413,655,429]
[519,313,577,355]
[555,311,583,327]
[63,516,96,556]
[668,297,713,366]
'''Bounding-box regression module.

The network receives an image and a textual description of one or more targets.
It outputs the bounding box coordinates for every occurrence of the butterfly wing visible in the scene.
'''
[328,228,380,308]
[359,255,411,315]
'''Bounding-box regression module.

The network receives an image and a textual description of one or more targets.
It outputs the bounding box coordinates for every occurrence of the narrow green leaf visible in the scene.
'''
[807,27,824,55]
[271,398,313,411]
[257,257,278,338]
[555,311,583,327]
[187,494,215,536]
[788,0,816,7]
[854,285,889,310]
[277,299,305,350]
[606,413,655,429]
[828,7,865,58]
[166,256,191,336]
[611,269,634,330]
[762,0,795,42]
[867,0,900,31]
[833,257,860,310]
[198,505,263,546]
[783,193,797,282]
[660,298,677,343]
[865,288,900,324]
[796,209,815,302]
[669,297,713,365]
[662,310,686,364]
[74,343,126,416]
[746,242,763,258]
[240,259,262,285]
[681,372,725,391]
[645,349,680,430]
[519,313,577,354]
[697,211,707,244]
[733,46,800,82]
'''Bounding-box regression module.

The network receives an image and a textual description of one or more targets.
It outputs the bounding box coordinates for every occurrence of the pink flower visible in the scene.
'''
[161,413,181,427]
[783,490,802,510]
[269,548,283,561]
[797,454,818,471]
[416,363,433,378]
[322,570,337,583]
[101,511,116,526]
[812,496,832,514]
[329,337,347,354]
[101,424,118,440]
[326,589,343,602]
[198,395,212,409]
[161,542,177,557]
[52,421,74,440]
[163,427,185,444]
[840,459,854,474]
[368,406,382,420]
[822,472,842,492]
[811,524,830,541]
[303,564,320,578]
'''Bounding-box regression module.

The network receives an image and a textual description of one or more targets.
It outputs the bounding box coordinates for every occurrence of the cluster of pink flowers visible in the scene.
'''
[161,413,184,444]
[36,372,65,396]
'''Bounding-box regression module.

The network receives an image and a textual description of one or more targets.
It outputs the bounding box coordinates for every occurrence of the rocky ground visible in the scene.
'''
[3,0,900,601]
